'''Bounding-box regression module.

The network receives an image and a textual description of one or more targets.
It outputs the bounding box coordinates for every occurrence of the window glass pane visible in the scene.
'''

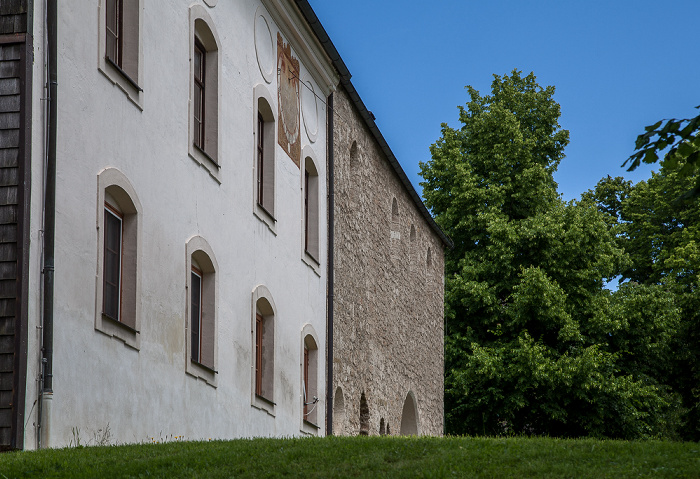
[103,208,122,320]
[191,271,201,362]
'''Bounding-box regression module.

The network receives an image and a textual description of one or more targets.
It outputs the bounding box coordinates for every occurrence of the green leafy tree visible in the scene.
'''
[596,165,700,440]
[422,71,677,438]
[624,108,700,199]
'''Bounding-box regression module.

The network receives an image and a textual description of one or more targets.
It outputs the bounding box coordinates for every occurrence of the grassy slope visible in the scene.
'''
[0,436,698,478]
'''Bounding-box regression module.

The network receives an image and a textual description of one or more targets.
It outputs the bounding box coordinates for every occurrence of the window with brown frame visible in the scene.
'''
[191,267,203,363]
[103,204,123,321]
[193,39,205,151]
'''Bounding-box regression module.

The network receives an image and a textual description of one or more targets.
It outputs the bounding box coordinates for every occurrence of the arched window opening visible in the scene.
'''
[255,296,275,402]
[96,168,142,350]
[303,334,319,425]
[359,392,370,436]
[304,157,319,262]
[333,387,345,435]
[256,95,276,216]
[400,391,419,436]
[379,417,386,436]
[189,6,221,176]
[184,236,218,386]
[349,141,359,169]
[189,250,216,370]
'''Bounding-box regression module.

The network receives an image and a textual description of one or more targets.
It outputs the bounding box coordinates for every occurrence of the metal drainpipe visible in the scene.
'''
[326,92,334,436]
[40,0,57,449]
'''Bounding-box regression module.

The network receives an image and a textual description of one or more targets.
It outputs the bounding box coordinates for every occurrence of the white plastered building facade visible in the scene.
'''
[22,0,337,448]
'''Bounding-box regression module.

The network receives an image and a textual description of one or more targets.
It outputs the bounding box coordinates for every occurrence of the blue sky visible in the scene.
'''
[307,0,700,201]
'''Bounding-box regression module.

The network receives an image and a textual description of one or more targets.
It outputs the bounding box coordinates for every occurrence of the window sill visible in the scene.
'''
[105,57,143,92]
[191,358,218,374]
[102,314,140,334]
[98,58,143,110]
[193,143,220,168]
[304,249,320,265]
[301,252,321,277]
[303,419,319,429]
[186,359,218,388]
[95,314,140,351]
[255,394,275,406]
[188,143,222,183]
[253,203,277,235]
[252,393,276,417]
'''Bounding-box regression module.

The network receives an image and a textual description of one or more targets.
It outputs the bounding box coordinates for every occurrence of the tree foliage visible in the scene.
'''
[624,108,700,199]
[587,166,700,440]
[421,71,680,438]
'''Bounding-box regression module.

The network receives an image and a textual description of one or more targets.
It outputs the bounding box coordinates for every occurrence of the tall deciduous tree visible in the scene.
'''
[421,71,677,438]
[588,166,699,440]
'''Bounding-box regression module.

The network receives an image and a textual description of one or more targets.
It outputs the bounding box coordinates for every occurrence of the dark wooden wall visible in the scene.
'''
[0,0,30,451]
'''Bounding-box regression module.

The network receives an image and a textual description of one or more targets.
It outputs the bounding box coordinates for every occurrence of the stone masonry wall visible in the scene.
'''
[331,86,445,436]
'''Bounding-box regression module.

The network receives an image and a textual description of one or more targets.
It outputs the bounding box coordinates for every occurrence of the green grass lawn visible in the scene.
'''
[0,436,698,478]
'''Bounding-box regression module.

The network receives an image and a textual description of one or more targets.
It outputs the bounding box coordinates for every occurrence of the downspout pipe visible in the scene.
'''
[326,92,334,436]
[41,0,57,448]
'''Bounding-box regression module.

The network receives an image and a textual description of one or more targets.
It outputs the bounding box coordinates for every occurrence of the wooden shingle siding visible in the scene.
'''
[0,23,29,449]
[0,0,28,36]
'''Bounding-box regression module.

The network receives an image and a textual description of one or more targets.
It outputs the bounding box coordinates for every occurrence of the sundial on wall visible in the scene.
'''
[277,33,301,167]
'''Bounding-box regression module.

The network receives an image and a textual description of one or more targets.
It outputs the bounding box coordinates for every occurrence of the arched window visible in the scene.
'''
[303,155,319,262]
[359,392,370,436]
[400,391,419,436]
[254,84,276,226]
[252,285,276,413]
[185,236,218,386]
[349,141,359,169]
[391,197,399,223]
[333,387,345,435]
[95,168,142,350]
[189,6,220,176]
[302,329,319,427]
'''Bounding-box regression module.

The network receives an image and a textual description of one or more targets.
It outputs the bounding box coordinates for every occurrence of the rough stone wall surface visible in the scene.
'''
[332,87,445,436]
